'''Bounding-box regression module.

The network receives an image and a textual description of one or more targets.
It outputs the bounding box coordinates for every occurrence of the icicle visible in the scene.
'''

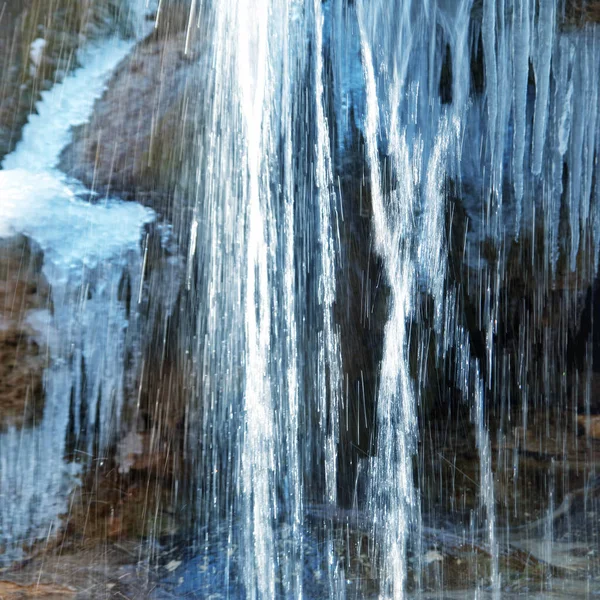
[531,0,555,176]
[357,2,421,596]
[313,0,342,507]
[420,119,451,332]
[568,43,585,270]
[482,0,498,174]
[579,31,599,250]
[556,38,574,158]
[237,0,277,595]
[512,0,531,232]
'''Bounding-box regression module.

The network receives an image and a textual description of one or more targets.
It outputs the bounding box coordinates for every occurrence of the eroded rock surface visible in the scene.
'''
[60,14,204,224]
[0,234,49,428]
[0,0,128,162]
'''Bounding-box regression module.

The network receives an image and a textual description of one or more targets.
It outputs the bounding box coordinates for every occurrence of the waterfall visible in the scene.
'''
[176,0,600,595]
[194,0,344,595]
[0,0,599,597]
[195,0,599,596]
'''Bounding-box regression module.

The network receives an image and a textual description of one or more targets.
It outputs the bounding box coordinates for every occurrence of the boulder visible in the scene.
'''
[60,6,203,225]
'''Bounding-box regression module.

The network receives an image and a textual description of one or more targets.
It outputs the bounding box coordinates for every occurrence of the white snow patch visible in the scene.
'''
[0,169,153,279]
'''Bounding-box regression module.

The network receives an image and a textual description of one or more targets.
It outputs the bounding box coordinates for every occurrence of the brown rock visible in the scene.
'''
[60,14,204,222]
[0,0,34,160]
[0,580,75,598]
[0,235,50,428]
[577,414,600,440]
[0,0,128,162]
[564,0,600,25]
[58,6,200,531]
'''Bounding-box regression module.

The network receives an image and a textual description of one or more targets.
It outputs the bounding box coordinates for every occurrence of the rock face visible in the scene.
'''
[0,0,35,160]
[60,8,203,224]
[0,0,136,162]
[0,234,50,428]
[564,0,600,25]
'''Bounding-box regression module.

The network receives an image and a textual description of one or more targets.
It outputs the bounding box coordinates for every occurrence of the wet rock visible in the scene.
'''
[0,234,49,428]
[564,0,600,26]
[577,414,600,440]
[0,0,34,160]
[60,5,203,224]
[0,580,75,598]
[0,542,164,599]
[63,453,182,546]
[0,0,129,162]
[43,4,200,557]
[59,3,204,524]
[335,131,388,506]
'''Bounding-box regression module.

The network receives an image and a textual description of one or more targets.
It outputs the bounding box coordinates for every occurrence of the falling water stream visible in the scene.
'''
[0,0,599,598]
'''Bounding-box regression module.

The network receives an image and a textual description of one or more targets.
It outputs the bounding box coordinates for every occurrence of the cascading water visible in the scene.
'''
[195,0,599,595]
[1,0,600,597]
[193,0,344,595]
